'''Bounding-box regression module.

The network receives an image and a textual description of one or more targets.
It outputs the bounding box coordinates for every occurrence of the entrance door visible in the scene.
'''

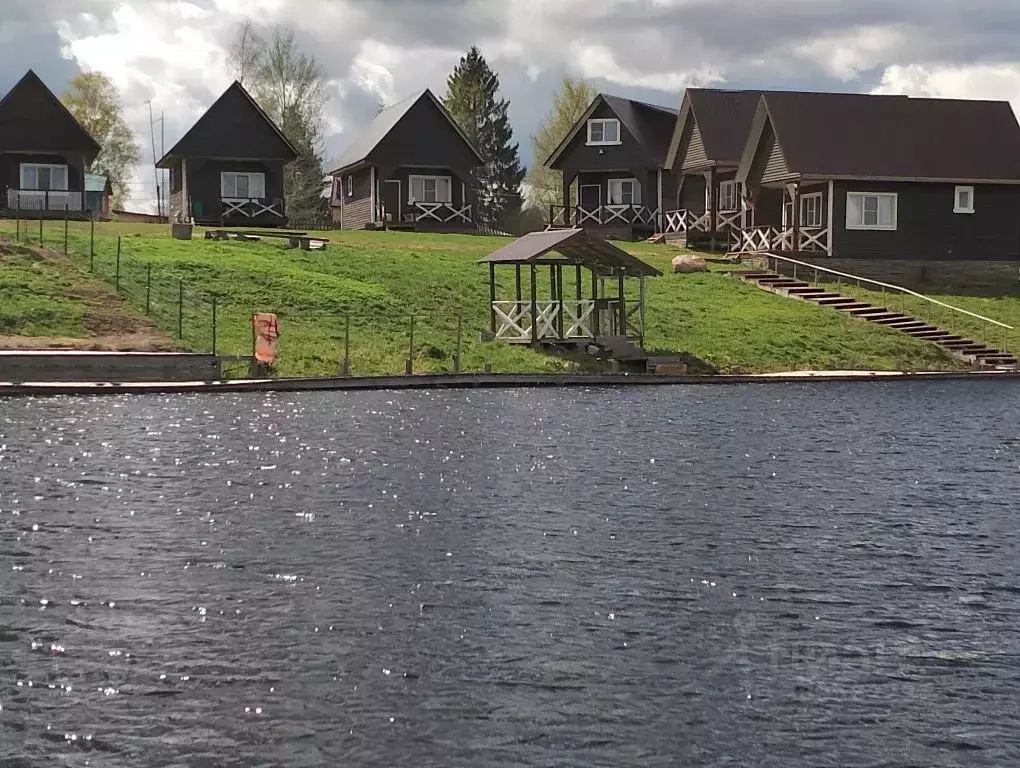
[383,180,401,223]
[579,184,601,225]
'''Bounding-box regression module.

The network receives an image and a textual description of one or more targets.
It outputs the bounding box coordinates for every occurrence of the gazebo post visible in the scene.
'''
[488,262,496,334]
[639,275,647,348]
[515,264,522,308]
[530,263,538,344]
[617,269,627,338]
[591,268,600,337]
[555,263,565,338]
[575,264,582,301]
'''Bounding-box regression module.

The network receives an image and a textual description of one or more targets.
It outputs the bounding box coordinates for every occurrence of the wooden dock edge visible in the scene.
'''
[1,369,1018,398]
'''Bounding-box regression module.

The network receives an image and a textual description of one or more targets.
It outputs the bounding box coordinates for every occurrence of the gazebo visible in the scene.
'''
[478,228,661,347]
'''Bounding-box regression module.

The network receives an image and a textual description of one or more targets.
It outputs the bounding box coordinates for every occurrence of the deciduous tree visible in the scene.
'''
[526,76,598,214]
[226,19,265,87]
[444,47,525,231]
[61,72,140,209]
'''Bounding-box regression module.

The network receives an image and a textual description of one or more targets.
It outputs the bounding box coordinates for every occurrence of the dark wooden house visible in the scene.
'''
[0,70,101,218]
[735,91,1020,260]
[327,89,483,231]
[663,88,763,248]
[544,94,678,239]
[157,81,298,227]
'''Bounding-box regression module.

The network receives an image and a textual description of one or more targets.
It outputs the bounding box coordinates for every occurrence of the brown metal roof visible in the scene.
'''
[762,91,1020,181]
[686,89,764,164]
[478,229,662,277]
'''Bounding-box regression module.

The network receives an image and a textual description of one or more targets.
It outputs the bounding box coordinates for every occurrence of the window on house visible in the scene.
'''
[846,192,897,230]
[586,118,621,145]
[346,175,353,197]
[718,181,738,211]
[20,164,68,191]
[800,192,824,227]
[954,185,974,214]
[607,178,641,206]
[409,175,452,204]
[221,172,266,199]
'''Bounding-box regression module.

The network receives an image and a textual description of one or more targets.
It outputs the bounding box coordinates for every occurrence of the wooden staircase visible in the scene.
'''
[739,270,1018,369]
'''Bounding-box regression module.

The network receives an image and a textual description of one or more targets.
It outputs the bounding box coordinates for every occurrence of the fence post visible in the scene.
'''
[178,279,184,339]
[454,316,462,373]
[145,264,152,315]
[406,313,415,375]
[115,236,121,292]
[15,210,19,243]
[211,296,218,355]
[89,216,95,271]
[342,313,351,376]
[63,205,69,254]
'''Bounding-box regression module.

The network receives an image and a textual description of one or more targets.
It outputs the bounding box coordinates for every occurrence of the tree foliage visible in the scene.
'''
[526,76,598,214]
[227,22,328,220]
[61,72,140,209]
[444,46,525,231]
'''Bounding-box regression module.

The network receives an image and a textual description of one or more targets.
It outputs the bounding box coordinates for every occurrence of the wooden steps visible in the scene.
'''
[737,269,1017,369]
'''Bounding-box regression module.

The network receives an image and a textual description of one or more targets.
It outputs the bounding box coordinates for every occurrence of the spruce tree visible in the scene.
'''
[444,47,525,231]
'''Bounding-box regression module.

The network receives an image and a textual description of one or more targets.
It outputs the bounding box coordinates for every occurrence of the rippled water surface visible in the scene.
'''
[3,382,1020,767]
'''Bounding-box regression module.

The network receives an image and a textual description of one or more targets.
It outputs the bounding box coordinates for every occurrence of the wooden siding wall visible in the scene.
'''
[576,169,660,209]
[680,123,709,171]
[338,167,373,230]
[0,152,86,193]
[678,173,706,211]
[749,123,795,185]
[831,180,1020,260]
[554,101,655,178]
[752,187,783,227]
[169,161,183,220]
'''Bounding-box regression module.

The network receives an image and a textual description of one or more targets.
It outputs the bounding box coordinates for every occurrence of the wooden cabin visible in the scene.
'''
[662,88,764,249]
[735,91,1020,261]
[544,94,678,239]
[157,81,298,228]
[0,70,100,219]
[327,89,483,232]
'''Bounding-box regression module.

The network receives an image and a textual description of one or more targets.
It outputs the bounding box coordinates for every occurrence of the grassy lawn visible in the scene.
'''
[0,217,969,375]
[0,241,90,337]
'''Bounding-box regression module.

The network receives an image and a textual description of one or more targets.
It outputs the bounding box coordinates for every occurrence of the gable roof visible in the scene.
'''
[664,88,764,169]
[328,89,483,175]
[737,91,1020,183]
[478,228,662,276]
[544,93,679,169]
[85,173,111,193]
[157,81,298,166]
[0,69,101,157]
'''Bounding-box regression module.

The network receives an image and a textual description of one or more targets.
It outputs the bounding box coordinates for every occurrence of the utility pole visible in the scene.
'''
[146,99,162,219]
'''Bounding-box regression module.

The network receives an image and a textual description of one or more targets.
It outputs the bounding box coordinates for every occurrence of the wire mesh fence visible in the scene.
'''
[1,211,499,378]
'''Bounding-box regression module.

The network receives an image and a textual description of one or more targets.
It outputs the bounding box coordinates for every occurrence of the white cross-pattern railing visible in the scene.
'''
[221,197,284,218]
[732,226,780,253]
[7,189,83,212]
[562,299,596,337]
[494,299,642,341]
[716,209,742,231]
[412,202,473,224]
[799,226,829,252]
[664,209,691,233]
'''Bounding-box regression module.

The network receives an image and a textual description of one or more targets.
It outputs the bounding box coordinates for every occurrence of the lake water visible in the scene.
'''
[2,382,1020,767]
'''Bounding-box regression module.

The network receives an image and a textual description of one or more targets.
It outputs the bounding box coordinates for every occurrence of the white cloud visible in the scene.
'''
[873,63,1020,113]
[793,26,905,80]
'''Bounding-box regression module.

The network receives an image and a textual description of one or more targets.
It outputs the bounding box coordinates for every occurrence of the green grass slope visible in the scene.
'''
[0,219,964,374]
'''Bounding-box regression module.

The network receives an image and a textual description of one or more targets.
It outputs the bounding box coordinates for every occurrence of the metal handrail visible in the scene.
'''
[762,252,1014,331]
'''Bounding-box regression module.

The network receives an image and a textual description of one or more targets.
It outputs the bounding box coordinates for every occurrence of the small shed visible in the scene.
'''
[84,173,112,219]
[478,228,661,346]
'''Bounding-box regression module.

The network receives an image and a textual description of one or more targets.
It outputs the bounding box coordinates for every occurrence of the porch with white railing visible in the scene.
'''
[407,202,473,225]
[730,225,830,254]
[548,204,660,229]
[662,208,741,234]
[221,197,285,219]
[6,189,83,212]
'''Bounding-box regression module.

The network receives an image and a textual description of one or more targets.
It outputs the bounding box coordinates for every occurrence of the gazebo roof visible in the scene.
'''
[478,229,662,277]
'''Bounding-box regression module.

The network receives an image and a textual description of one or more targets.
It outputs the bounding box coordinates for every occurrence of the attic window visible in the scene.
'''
[587,118,620,146]
[954,185,974,214]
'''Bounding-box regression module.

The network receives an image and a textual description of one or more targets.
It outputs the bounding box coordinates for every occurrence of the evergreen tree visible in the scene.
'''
[444,47,525,230]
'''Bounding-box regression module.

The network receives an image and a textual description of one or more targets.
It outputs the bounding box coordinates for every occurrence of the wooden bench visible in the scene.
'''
[204,229,329,251]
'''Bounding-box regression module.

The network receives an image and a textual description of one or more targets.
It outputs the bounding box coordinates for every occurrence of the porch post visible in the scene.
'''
[826,180,835,256]
[708,166,718,244]
[562,172,572,226]
[617,269,627,337]
[370,165,377,224]
[488,262,497,334]
[181,158,188,224]
[792,181,801,253]
[530,264,539,344]
[656,168,663,233]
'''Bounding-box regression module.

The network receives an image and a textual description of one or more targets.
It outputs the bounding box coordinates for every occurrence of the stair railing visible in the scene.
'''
[749,252,1016,359]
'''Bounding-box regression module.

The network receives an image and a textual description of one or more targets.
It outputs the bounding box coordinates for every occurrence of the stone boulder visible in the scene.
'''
[672,254,709,273]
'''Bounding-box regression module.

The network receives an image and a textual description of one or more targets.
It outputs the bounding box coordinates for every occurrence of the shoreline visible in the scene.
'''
[2,368,1018,398]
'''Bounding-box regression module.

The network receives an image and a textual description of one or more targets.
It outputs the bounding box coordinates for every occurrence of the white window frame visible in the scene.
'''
[607,178,641,206]
[408,174,452,204]
[20,163,69,191]
[846,191,897,231]
[586,118,621,146]
[717,180,738,211]
[954,185,974,214]
[346,175,353,197]
[220,171,266,200]
[800,191,824,227]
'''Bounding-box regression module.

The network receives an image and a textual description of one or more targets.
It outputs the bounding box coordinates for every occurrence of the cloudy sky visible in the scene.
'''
[4,0,1020,211]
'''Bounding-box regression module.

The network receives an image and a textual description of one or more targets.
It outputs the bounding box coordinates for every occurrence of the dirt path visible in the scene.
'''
[0,239,178,352]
